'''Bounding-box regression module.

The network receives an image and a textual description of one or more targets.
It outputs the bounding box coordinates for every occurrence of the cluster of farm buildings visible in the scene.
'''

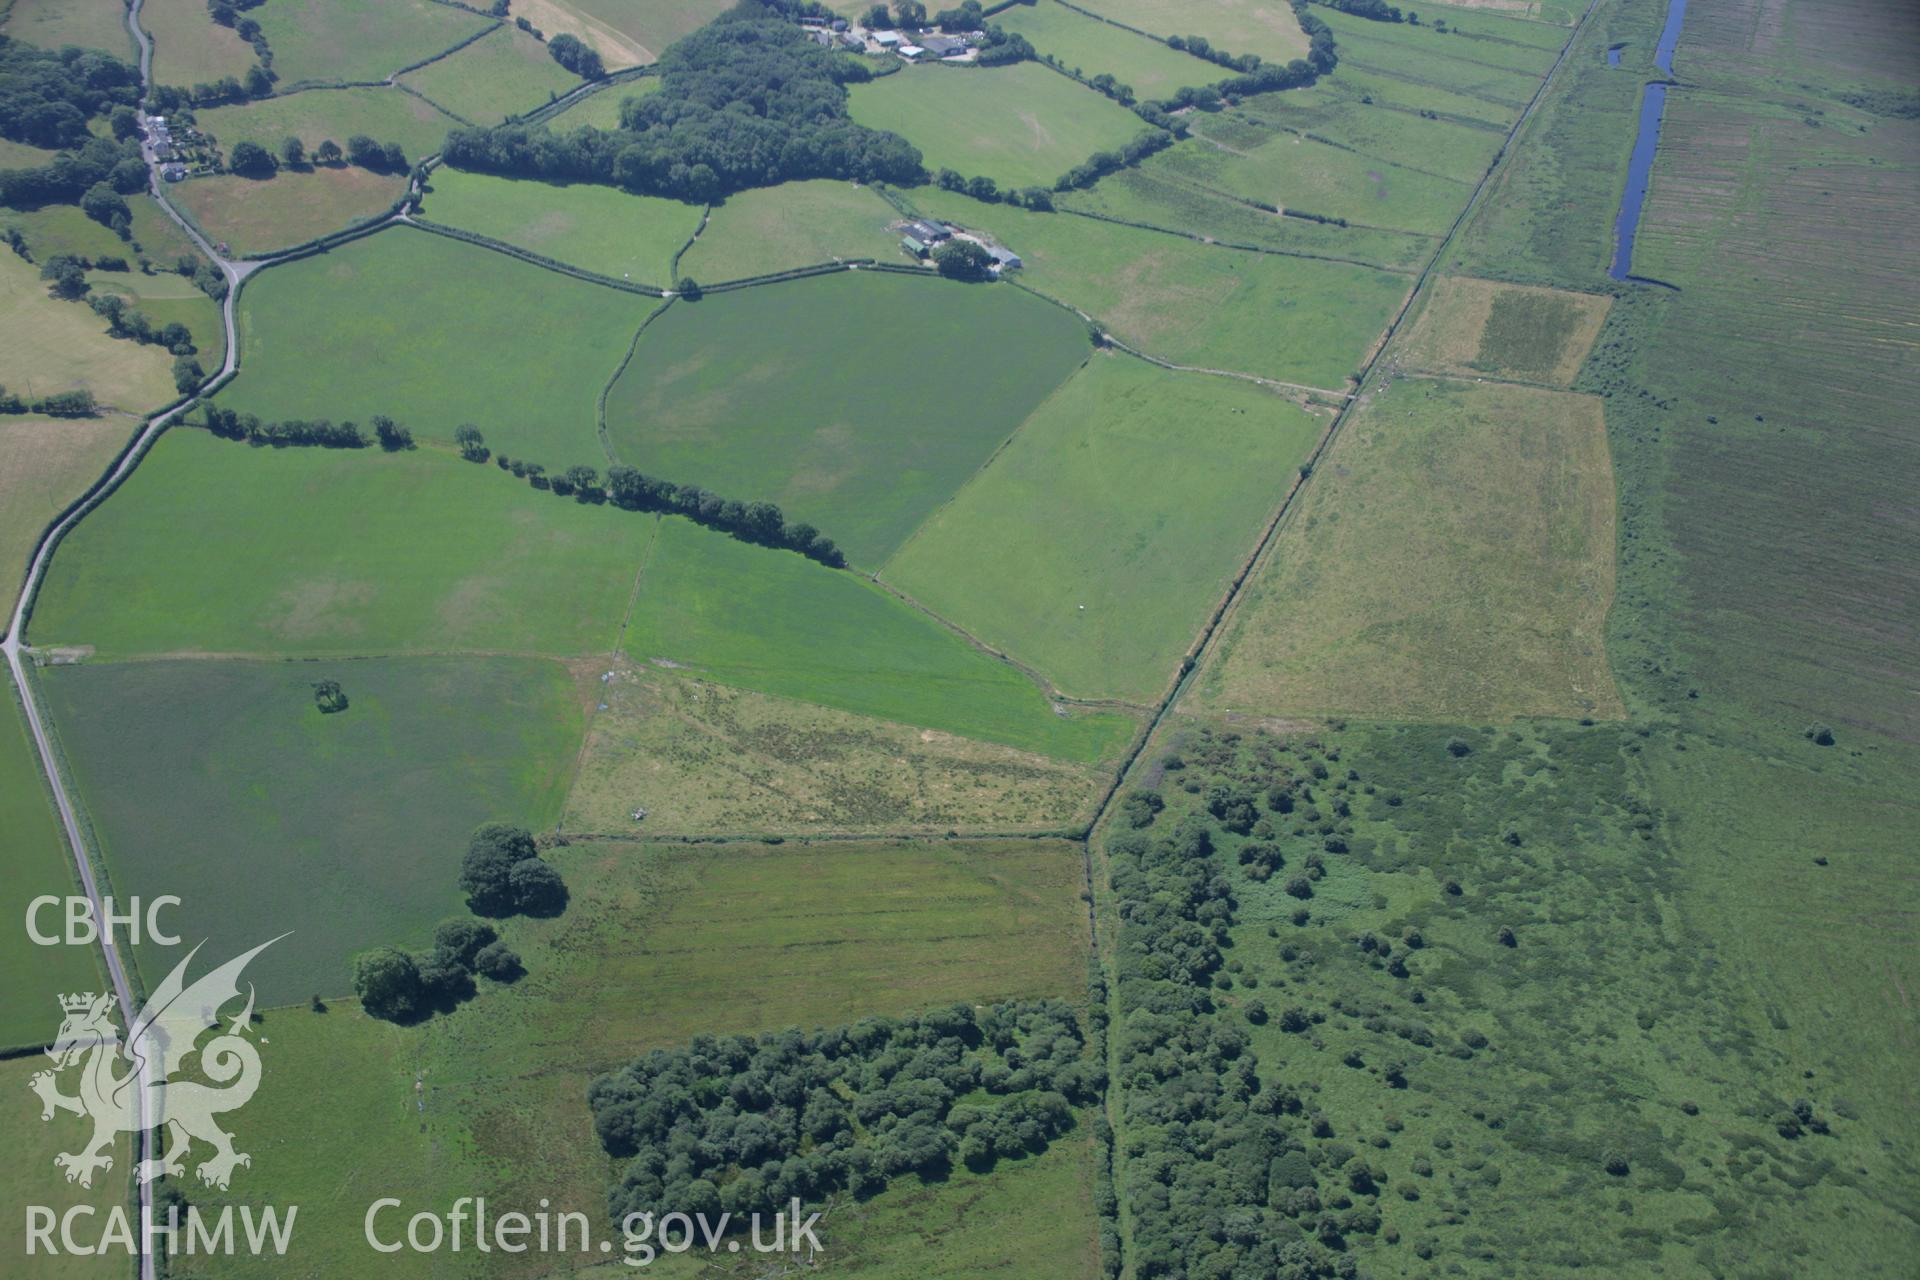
[801,14,980,61]
[898,217,1023,272]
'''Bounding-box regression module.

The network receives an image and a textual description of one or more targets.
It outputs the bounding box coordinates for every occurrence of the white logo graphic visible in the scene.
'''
[30,937,283,1190]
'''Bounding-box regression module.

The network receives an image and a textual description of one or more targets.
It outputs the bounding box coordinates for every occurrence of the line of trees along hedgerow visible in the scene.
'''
[588,1000,1099,1225]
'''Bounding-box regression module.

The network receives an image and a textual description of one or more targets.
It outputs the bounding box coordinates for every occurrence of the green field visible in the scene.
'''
[625,518,1132,761]
[0,417,130,596]
[1077,0,1309,64]
[0,1058,127,1279]
[0,671,104,1050]
[544,72,658,129]
[678,178,902,282]
[170,165,406,255]
[0,135,60,166]
[604,268,1091,566]
[4,199,144,264]
[397,23,581,125]
[886,355,1322,703]
[163,835,1092,1277]
[143,0,257,88]
[30,429,658,657]
[1327,59,1528,127]
[39,655,582,1005]
[996,0,1222,98]
[252,0,492,88]
[1192,377,1621,722]
[195,86,463,162]
[0,251,179,414]
[848,61,1149,190]
[564,663,1104,836]
[1321,6,1563,73]
[1325,16,1547,104]
[225,225,655,456]
[1227,90,1512,185]
[420,168,699,286]
[1397,274,1610,386]
[0,0,134,56]
[83,264,225,363]
[913,187,1409,389]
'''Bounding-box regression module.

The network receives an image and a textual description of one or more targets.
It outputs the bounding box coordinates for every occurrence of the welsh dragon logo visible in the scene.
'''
[30,937,283,1191]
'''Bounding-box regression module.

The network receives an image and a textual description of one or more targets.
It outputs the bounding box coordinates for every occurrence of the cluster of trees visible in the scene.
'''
[457,823,568,918]
[589,1000,1096,1224]
[228,133,407,178]
[207,0,276,88]
[1056,128,1173,191]
[173,253,229,301]
[0,385,96,417]
[932,237,992,280]
[1315,0,1405,22]
[0,38,140,150]
[932,166,1053,209]
[86,292,198,354]
[199,404,377,448]
[547,33,605,80]
[352,918,523,1023]
[443,4,924,202]
[0,135,145,211]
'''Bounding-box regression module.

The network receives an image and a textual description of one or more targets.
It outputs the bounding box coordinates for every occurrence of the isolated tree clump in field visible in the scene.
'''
[459,823,568,917]
[547,33,605,79]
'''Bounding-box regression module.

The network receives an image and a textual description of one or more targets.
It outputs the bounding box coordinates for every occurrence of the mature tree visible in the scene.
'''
[314,137,343,165]
[433,918,498,968]
[345,134,382,168]
[311,679,348,713]
[509,858,568,916]
[453,423,488,461]
[459,823,537,915]
[227,139,276,177]
[933,238,993,281]
[894,0,926,27]
[41,256,90,300]
[108,105,141,140]
[158,321,194,353]
[474,939,524,982]
[244,65,274,98]
[279,135,305,168]
[547,33,605,79]
[864,3,890,26]
[371,414,413,450]
[353,947,425,1022]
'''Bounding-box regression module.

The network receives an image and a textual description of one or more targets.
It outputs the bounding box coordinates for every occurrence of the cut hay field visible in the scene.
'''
[0,0,134,56]
[0,416,129,594]
[1191,376,1622,721]
[163,836,1091,1277]
[605,268,1091,566]
[194,85,463,162]
[225,225,655,457]
[169,166,405,255]
[678,178,902,282]
[397,23,582,125]
[565,0,735,62]
[913,187,1409,389]
[251,0,492,88]
[1397,274,1609,386]
[0,1059,127,1279]
[39,655,583,1005]
[562,663,1104,835]
[996,0,1222,98]
[847,61,1149,190]
[885,355,1323,703]
[30,429,659,657]
[420,168,699,286]
[1077,0,1309,65]
[545,72,658,129]
[143,0,255,88]
[0,251,178,414]
[0,671,103,1050]
[625,519,1134,762]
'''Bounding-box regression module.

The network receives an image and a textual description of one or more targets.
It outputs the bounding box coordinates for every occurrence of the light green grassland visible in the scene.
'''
[1322,19,1546,103]
[1225,92,1510,185]
[1399,0,1577,49]
[546,72,659,129]
[1324,60,1524,128]
[0,203,132,267]
[625,519,1134,762]
[420,168,700,286]
[996,0,1222,98]
[678,178,902,281]
[848,61,1149,190]
[0,417,130,596]
[29,429,659,657]
[170,165,407,255]
[0,671,104,1050]
[0,1060,126,1279]
[252,0,492,88]
[166,836,1092,1277]
[0,0,134,57]
[913,187,1409,389]
[194,86,463,161]
[84,265,225,363]
[225,225,655,456]
[1319,6,1561,74]
[397,23,581,125]
[143,0,257,88]
[0,251,179,414]
[39,655,583,1006]
[885,355,1322,703]
[124,192,212,267]
[1078,0,1309,64]
[0,135,60,166]
[605,268,1091,566]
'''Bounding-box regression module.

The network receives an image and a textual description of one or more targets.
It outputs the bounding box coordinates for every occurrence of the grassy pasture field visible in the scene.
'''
[420,168,699,286]
[30,429,659,657]
[143,0,256,88]
[124,191,210,266]
[0,204,129,263]
[397,23,582,125]
[0,1060,127,1280]
[509,0,651,70]
[1191,376,1622,722]
[1326,60,1528,128]
[169,165,406,255]
[1319,6,1562,75]
[1226,91,1511,184]
[225,225,654,457]
[1402,0,1578,47]
[605,268,1091,566]
[83,264,225,362]
[0,671,104,1050]
[0,0,133,56]
[565,0,735,62]
[1396,274,1609,385]
[195,86,463,162]
[0,135,61,166]
[1077,0,1309,64]
[1150,124,1476,237]
[165,836,1092,1277]
[38,655,583,1005]
[995,0,1222,98]
[1057,166,1434,270]
[0,416,129,594]
[626,519,1134,762]
[251,0,492,88]
[847,62,1149,190]
[545,71,658,129]
[913,187,1409,389]
[1327,26,1545,107]
[563,663,1104,835]
[677,178,902,281]
[0,251,179,413]
[885,355,1323,703]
